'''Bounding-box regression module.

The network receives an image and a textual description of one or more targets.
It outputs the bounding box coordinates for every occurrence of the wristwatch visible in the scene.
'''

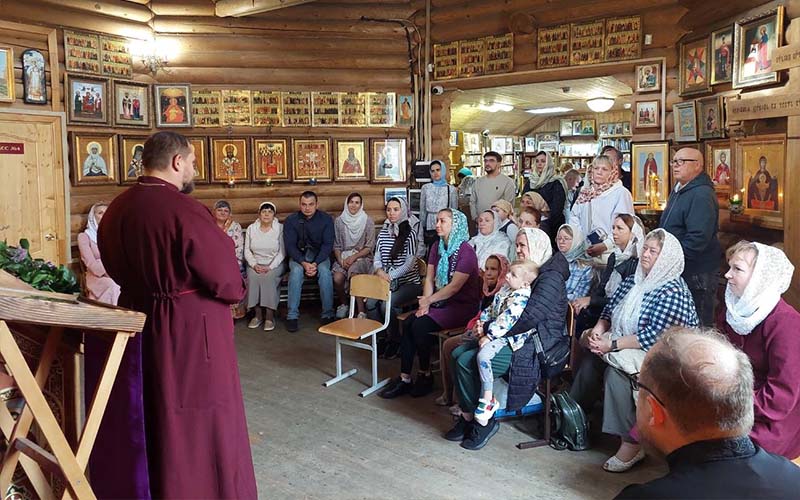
[611,339,619,352]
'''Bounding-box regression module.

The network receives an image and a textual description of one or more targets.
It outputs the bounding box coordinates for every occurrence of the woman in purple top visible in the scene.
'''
[380,208,481,399]
[717,241,800,461]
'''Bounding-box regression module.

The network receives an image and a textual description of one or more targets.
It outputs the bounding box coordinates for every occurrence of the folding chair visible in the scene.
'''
[517,304,576,449]
[318,274,392,397]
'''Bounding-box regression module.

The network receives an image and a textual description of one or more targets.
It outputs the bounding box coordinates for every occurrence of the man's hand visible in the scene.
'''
[302,261,317,277]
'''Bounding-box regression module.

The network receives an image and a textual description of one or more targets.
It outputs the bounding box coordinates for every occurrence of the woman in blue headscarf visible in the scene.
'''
[418,159,458,256]
[380,209,482,399]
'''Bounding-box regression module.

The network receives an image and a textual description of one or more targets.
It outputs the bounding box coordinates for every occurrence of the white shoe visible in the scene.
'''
[248,317,263,329]
[336,304,349,319]
[603,449,645,473]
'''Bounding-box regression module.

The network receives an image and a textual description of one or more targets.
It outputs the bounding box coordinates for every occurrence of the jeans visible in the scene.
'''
[287,249,334,320]
[685,271,718,327]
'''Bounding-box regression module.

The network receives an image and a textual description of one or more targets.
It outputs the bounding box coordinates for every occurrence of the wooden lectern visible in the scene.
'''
[0,271,145,500]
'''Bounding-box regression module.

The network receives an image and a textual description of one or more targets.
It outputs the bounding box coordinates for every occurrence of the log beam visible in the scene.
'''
[31,0,153,23]
[216,0,318,17]
[152,15,405,36]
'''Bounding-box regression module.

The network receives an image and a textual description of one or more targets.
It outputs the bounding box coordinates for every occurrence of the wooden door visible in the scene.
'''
[0,111,68,264]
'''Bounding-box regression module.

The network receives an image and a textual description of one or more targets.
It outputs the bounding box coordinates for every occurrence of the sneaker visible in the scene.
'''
[336,304,349,319]
[460,418,499,451]
[320,316,336,326]
[410,373,434,398]
[444,416,473,442]
[379,377,413,399]
[448,403,463,417]
[263,320,275,332]
[286,319,299,332]
[474,397,499,426]
[247,317,263,329]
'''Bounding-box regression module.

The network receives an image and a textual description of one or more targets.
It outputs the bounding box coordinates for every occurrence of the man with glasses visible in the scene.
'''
[659,148,721,326]
[616,327,800,499]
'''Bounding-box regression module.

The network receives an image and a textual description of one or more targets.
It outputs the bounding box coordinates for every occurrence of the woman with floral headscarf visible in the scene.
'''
[380,209,481,399]
[717,241,800,461]
[78,202,120,304]
[571,229,698,472]
[570,155,634,264]
[213,199,245,319]
[524,151,568,241]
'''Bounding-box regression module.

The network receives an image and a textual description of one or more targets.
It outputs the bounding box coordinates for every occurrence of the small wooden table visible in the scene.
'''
[0,272,145,500]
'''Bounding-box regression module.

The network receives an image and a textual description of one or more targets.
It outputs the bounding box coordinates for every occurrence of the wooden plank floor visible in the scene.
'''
[235,315,666,499]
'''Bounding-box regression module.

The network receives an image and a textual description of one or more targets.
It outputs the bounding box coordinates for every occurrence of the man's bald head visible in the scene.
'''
[672,147,704,185]
[640,327,754,436]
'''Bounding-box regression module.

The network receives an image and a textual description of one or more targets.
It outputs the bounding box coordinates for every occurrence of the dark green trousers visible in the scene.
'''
[451,343,513,413]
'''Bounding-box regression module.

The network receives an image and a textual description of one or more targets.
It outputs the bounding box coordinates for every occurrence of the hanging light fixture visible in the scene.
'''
[586,97,615,113]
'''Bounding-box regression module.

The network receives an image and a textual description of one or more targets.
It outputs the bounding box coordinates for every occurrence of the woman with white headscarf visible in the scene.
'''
[447,228,570,450]
[244,202,285,331]
[717,241,800,462]
[418,159,458,256]
[468,210,512,270]
[556,223,592,301]
[570,229,698,472]
[523,151,568,243]
[332,193,375,319]
[77,202,120,304]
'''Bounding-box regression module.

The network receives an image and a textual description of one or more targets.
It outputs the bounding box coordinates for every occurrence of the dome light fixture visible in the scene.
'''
[586,97,615,113]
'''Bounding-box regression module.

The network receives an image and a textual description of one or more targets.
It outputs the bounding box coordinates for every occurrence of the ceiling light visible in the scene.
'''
[477,103,514,112]
[525,106,573,114]
[624,103,632,109]
[586,97,615,112]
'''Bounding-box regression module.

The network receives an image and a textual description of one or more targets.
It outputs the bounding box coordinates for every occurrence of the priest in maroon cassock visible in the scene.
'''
[95,131,257,499]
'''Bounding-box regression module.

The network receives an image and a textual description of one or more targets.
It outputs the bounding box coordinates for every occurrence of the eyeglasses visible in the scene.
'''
[625,372,667,408]
[669,158,699,166]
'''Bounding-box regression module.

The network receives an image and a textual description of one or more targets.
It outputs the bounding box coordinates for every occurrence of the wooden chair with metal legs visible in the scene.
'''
[318,274,392,397]
[517,304,576,449]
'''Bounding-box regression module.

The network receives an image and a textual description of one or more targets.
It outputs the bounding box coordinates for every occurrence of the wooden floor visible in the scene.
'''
[236,315,666,499]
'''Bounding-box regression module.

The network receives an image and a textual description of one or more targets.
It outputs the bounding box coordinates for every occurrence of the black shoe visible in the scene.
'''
[460,418,499,450]
[379,377,413,399]
[444,416,473,442]
[286,319,299,332]
[410,373,434,398]
[383,341,400,360]
[320,316,336,326]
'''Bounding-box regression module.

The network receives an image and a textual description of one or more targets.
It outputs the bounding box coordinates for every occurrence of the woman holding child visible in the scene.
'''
[447,228,569,450]
[380,209,481,399]
[570,229,698,472]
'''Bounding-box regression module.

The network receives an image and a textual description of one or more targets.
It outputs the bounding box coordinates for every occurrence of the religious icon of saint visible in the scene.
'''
[715,35,731,80]
[163,96,185,123]
[642,152,659,193]
[83,142,108,176]
[713,151,730,185]
[747,155,778,210]
[221,144,240,177]
[127,144,144,179]
[341,147,362,174]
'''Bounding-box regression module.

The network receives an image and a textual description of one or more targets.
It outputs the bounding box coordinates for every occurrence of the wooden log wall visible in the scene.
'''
[0,20,60,112]
[0,0,421,264]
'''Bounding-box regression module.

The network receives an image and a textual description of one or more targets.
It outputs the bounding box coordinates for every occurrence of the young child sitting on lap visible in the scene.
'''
[473,259,540,425]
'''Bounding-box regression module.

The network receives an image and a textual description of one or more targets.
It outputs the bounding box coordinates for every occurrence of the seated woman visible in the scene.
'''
[570,229,698,472]
[447,228,569,450]
[571,214,644,332]
[213,200,245,319]
[244,202,285,331]
[380,209,481,399]
[490,199,518,244]
[332,193,375,319]
[77,202,120,305]
[556,223,592,301]
[468,210,512,270]
[369,197,422,358]
[717,241,800,461]
[418,160,458,256]
[517,207,541,229]
[570,155,634,264]
[438,254,509,411]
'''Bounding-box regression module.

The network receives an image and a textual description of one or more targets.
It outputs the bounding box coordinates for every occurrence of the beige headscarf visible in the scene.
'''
[518,227,553,266]
[521,191,550,216]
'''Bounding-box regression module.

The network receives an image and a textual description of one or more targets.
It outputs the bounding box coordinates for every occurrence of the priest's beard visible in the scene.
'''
[180,180,195,194]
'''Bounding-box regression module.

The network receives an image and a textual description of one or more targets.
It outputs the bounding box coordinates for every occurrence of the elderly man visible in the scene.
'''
[469,151,516,221]
[601,145,631,191]
[616,328,800,499]
[659,147,721,326]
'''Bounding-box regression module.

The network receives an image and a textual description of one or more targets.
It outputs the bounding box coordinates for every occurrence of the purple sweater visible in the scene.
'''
[717,299,800,459]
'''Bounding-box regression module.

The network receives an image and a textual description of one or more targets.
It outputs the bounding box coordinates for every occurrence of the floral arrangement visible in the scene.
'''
[0,239,79,294]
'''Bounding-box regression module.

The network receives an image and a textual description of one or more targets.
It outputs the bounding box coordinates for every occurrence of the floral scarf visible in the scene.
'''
[435,209,469,289]
[519,227,553,266]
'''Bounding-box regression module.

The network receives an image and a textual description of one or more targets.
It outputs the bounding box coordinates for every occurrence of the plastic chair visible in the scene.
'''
[318,274,392,397]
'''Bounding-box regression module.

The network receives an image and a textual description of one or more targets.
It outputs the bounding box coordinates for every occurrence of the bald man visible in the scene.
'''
[659,148,721,326]
[616,327,800,499]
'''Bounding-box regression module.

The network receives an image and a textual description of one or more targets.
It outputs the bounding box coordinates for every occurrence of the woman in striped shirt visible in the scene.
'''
[368,197,422,357]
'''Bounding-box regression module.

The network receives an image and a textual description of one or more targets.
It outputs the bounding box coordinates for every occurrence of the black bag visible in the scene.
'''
[423,229,439,248]
[531,331,570,380]
[549,392,590,451]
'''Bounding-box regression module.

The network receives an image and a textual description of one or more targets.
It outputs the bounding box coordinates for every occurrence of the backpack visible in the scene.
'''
[549,392,590,451]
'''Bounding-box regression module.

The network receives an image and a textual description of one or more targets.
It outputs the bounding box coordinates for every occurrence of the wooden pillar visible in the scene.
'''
[784,3,800,306]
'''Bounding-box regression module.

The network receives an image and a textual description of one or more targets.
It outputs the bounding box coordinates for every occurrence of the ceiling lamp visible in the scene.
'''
[525,106,573,114]
[586,97,615,113]
[477,103,514,112]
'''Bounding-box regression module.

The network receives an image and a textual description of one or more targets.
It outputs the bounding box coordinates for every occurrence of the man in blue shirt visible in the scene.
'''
[283,191,335,332]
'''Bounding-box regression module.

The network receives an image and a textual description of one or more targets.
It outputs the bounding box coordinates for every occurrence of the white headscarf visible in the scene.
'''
[610,229,685,339]
[519,227,553,266]
[557,223,588,263]
[85,203,105,244]
[339,193,369,243]
[469,211,511,270]
[725,243,795,335]
[605,215,646,296]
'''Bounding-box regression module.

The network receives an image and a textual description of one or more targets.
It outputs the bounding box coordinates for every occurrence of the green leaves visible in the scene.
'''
[0,239,79,294]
